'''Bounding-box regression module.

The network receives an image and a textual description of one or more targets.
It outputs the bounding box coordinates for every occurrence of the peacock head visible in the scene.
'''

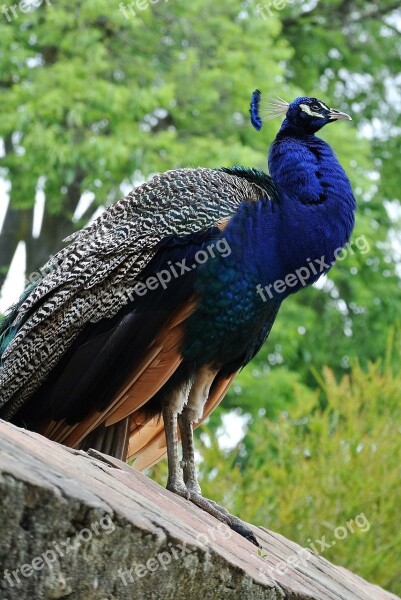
[250,90,351,135]
[285,96,352,134]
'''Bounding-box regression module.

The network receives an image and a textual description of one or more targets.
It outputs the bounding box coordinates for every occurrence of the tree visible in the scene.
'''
[0,0,290,282]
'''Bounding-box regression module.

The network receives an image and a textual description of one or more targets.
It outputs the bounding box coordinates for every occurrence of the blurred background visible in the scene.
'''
[0,0,400,592]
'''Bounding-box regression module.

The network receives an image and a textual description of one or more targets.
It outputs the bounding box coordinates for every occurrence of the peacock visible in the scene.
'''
[0,93,355,545]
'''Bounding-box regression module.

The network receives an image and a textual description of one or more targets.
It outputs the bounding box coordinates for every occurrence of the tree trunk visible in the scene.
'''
[0,206,31,290]
[1,170,84,295]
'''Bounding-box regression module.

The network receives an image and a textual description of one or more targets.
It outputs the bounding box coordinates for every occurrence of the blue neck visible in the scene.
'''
[266,123,356,285]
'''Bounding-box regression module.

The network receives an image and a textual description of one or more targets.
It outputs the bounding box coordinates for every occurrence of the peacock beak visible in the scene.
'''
[328,108,352,121]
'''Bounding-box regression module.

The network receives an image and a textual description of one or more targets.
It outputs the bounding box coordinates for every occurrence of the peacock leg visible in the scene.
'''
[178,405,260,547]
[178,407,202,494]
[178,366,215,495]
[162,402,189,499]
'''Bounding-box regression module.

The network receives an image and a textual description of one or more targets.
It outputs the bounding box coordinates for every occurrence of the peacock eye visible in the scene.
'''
[310,104,320,110]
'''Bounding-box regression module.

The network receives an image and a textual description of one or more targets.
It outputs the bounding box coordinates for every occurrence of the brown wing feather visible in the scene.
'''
[104,296,197,426]
[38,297,197,448]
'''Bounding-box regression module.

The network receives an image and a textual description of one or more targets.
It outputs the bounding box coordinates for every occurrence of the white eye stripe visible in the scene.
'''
[318,101,329,111]
[299,103,326,118]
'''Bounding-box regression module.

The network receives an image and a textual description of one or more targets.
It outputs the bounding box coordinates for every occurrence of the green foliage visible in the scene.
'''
[0,0,291,214]
[191,347,401,594]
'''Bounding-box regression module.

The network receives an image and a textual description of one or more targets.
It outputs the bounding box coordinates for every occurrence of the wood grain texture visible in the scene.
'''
[0,419,398,600]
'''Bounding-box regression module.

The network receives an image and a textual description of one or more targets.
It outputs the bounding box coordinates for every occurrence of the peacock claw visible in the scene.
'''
[187,492,260,547]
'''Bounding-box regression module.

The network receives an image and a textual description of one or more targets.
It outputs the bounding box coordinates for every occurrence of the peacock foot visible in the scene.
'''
[186,491,260,547]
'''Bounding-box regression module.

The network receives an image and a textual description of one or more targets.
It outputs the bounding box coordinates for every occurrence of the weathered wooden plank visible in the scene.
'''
[0,420,398,600]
